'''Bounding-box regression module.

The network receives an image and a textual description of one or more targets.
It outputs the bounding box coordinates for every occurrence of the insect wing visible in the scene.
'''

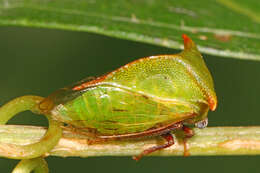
[53,85,196,135]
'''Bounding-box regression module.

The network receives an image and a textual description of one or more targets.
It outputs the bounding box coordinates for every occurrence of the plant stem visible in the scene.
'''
[0,125,260,158]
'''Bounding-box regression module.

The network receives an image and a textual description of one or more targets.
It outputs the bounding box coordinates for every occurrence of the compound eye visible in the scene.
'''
[195,118,208,129]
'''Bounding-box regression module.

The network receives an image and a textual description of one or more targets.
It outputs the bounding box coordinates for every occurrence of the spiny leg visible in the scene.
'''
[12,157,49,173]
[132,132,175,161]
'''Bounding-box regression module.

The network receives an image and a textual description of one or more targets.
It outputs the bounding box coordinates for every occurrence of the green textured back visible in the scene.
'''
[104,56,207,105]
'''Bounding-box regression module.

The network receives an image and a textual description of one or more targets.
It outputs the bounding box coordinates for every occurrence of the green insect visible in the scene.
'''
[0,34,217,171]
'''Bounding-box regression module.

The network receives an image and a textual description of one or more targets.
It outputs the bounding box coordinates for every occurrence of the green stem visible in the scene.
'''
[12,158,49,173]
[0,96,62,159]
[1,125,260,157]
[1,117,62,159]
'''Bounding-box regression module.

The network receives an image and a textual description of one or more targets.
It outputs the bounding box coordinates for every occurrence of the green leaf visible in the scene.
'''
[0,0,259,60]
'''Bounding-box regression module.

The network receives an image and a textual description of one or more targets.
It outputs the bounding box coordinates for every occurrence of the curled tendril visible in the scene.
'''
[0,95,62,172]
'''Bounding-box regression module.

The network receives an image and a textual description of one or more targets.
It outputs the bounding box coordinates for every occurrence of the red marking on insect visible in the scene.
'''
[182,34,193,49]
[72,75,107,91]
[72,57,150,91]
[208,96,217,111]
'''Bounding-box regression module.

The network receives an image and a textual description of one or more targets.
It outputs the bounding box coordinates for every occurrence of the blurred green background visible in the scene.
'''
[0,26,260,172]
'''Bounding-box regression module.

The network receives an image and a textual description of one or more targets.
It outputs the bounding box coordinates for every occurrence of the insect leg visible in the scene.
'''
[182,125,194,156]
[182,125,194,138]
[132,132,174,161]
